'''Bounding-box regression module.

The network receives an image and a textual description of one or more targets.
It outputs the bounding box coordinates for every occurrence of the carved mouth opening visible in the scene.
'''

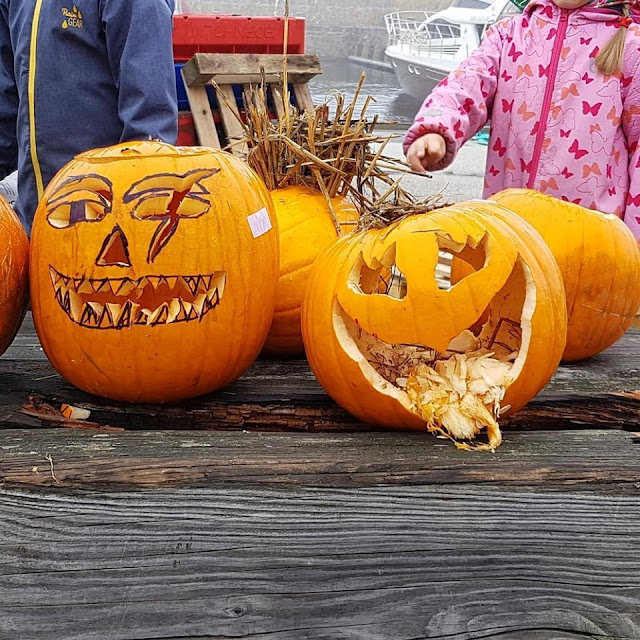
[50,266,226,329]
[333,235,534,451]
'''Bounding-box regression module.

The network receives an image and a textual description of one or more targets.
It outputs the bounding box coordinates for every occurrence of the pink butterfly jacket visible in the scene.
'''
[403,0,640,239]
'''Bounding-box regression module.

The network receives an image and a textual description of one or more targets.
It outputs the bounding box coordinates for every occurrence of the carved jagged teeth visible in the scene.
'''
[196,276,209,294]
[81,302,104,327]
[104,303,123,328]
[61,290,71,316]
[119,301,140,328]
[207,288,219,306]
[91,279,109,293]
[136,308,152,325]
[52,270,226,327]
[178,299,198,322]
[168,298,181,324]
[117,279,135,296]
[108,279,123,295]
[68,290,84,322]
[211,273,226,298]
[77,279,93,294]
[175,299,188,322]
[192,294,206,318]
[99,307,113,329]
[183,276,199,297]
[148,302,169,325]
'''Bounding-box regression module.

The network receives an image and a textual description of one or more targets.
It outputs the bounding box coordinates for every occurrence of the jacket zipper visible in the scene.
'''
[28,0,46,201]
[527,8,569,188]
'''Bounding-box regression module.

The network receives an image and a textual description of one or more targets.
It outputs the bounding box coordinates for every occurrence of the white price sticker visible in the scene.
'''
[247,207,273,239]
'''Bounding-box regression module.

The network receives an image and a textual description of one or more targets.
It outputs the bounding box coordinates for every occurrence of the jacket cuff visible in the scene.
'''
[403,121,457,171]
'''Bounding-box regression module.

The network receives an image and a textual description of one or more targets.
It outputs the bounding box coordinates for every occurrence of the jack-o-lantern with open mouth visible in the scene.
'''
[302,200,567,450]
[30,141,279,403]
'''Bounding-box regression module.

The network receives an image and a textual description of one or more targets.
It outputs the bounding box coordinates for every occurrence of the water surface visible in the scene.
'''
[309,58,422,126]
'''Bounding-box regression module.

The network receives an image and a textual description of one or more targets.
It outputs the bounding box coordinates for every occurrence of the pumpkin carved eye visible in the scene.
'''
[46,175,113,229]
[123,169,219,220]
[123,169,220,262]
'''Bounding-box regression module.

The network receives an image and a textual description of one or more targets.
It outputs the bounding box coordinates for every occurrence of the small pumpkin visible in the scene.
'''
[263,186,358,356]
[30,141,279,402]
[493,189,640,361]
[0,195,29,356]
[302,200,567,449]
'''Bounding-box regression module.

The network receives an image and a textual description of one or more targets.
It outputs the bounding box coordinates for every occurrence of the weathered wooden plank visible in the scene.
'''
[3,317,638,434]
[0,380,638,434]
[1,486,639,639]
[181,77,221,148]
[182,53,322,87]
[215,84,247,156]
[0,428,639,492]
[293,81,315,112]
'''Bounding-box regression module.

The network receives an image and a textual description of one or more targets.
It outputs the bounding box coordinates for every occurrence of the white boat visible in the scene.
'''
[384,0,521,102]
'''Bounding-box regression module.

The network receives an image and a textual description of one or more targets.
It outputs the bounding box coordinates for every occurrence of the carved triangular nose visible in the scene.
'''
[96,225,131,267]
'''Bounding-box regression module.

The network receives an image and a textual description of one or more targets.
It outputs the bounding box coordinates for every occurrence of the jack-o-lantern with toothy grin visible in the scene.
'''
[30,141,279,403]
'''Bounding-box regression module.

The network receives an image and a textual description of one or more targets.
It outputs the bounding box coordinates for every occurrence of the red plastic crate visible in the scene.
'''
[172,14,305,61]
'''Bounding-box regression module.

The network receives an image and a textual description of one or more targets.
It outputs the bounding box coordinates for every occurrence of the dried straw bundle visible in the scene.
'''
[232,72,443,232]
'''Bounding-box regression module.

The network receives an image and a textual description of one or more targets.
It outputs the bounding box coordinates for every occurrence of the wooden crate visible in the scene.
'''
[181,53,323,157]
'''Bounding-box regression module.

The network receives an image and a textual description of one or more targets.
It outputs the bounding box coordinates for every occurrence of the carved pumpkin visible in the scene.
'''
[30,141,279,402]
[0,195,29,356]
[493,189,640,361]
[263,186,358,356]
[302,201,567,449]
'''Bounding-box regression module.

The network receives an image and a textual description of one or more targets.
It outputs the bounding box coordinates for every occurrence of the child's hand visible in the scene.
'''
[407,133,447,173]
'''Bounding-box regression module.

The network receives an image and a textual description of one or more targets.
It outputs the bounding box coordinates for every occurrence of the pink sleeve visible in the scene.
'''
[622,62,640,241]
[403,20,507,170]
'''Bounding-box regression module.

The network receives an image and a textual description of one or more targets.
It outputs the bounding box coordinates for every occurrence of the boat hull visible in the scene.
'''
[386,47,456,102]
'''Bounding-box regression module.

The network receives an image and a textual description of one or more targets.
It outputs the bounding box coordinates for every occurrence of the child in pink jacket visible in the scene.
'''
[404,0,640,240]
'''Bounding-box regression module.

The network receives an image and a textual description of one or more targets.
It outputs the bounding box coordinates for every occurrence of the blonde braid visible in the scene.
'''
[595,5,631,76]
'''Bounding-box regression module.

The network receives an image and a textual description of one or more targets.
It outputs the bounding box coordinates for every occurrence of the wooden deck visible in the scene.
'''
[1,315,639,639]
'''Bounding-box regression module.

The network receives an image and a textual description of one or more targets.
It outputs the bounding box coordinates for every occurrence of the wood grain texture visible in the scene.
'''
[182,53,322,87]
[0,316,638,435]
[1,486,640,640]
[182,78,221,148]
[1,428,640,492]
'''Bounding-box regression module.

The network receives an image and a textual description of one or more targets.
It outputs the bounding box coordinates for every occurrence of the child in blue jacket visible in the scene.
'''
[0,0,178,233]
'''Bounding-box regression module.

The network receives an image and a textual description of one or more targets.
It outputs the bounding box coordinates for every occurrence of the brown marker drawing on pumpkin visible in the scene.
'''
[46,174,114,228]
[49,266,226,330]
[45,168,226,331]
[123,168,221,263]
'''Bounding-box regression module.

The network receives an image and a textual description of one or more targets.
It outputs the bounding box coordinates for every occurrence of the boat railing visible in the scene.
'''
[385,11,463,57]
[384,10,505,58]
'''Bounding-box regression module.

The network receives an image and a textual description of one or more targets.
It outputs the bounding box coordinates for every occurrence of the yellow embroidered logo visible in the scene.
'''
[61,5,83,29]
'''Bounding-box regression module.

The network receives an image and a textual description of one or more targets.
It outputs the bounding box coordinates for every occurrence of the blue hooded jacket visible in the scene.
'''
[0,0,178,233]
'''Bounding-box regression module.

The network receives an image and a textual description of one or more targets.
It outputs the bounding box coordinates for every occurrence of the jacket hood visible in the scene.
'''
[524,0,640,21]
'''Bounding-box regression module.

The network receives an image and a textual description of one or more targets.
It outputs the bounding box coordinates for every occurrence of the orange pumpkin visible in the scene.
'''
[263,186,358,356]
[493,189,640,361]
[0,195,29,356]
[30,141,279,402]
[302,201,567,449]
